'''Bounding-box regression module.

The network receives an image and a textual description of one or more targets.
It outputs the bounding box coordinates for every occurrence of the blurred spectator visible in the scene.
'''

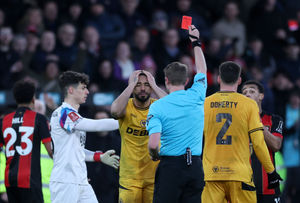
[282,89,300,203]
[17,7,44,35]
[246,64,276,113]
[0,9,5,28]
[55,23,78,71]
[113,41,140,83]
[43,1,59,33]
[170,0,210,43]
[30,31,57,74]
[119,0,146,39]
[276,37,300,84]
[87,1,125,57]
[131,26,151,62]
[154,28,182,85]
[25,28,40,53]
[271,71,294,117]
[74,25,103,77]
[204,38,223,72]
[62,2,85,39]
[248,0,288,56]
[150,10,169,49]
[40,60,61,93]
[212,0,246,56]
[12,34,27,57]
[0,27,22,89]
[179,54,196,88]
[140,55,157,78]
[243,37,276,82]
[90,59,126,94]
[86,109,121,203]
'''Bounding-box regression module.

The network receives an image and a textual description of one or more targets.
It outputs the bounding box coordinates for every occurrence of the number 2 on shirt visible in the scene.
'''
[216,113,232,145]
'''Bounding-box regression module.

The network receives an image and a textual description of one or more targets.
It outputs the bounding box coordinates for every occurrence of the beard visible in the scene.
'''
[134,92,150,103]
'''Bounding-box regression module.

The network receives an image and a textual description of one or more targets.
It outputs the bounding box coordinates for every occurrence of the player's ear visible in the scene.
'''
[165,77,169,85]
[259,93,264,101]
[68,86,73,95]
[184,78,189,86]
[32,97,35,105]
[237,77,242,85]
[217,75,221,84]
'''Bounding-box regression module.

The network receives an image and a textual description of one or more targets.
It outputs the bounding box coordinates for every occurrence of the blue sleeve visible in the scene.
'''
[146,104,162,135]
[59,108,82,133]
[187,73,207,101]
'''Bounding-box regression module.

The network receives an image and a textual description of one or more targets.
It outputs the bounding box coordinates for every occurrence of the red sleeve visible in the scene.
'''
[271,115,283,139]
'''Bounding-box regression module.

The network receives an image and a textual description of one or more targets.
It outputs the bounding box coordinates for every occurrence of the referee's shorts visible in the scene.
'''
[153,155,204,203]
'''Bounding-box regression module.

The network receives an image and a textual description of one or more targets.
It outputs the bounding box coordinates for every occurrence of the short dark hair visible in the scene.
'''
[13,80,36,104]
[219,61,241,84]
[59,71,89,96]
[163,62,188,86]
[242,80,264,94]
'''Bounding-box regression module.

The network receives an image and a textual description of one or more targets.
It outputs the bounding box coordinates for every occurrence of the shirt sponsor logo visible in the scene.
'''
[126,127,148,136]
[68,112,80,122]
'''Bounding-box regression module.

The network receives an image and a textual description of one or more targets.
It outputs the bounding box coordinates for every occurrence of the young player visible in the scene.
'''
[50,71,119,203]
[242,80,283,203]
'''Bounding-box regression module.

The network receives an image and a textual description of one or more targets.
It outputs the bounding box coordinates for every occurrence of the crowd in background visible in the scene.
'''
[0,0,300,202]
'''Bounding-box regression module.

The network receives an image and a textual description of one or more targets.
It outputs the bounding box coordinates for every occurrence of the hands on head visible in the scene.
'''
[128,70,157,88]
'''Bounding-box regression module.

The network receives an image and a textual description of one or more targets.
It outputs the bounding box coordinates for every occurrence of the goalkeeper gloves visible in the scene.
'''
[94,150,120,169]
[267,170,283,189]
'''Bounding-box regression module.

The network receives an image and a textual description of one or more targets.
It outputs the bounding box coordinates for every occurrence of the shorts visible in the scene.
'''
[202,181,256,203]
[153,156,204,203]
[50,182,98,203]
[6,186,43,203]
[119,178,155,203]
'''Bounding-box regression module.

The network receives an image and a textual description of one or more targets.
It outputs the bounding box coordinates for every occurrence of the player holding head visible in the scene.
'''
[0,80,52,203]
[49,71,120,203]
[242,80,283,203]
[111,70,166,203]
[202,62,282,202]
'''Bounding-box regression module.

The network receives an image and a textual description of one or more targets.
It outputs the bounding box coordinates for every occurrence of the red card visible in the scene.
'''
[181,16,192,30]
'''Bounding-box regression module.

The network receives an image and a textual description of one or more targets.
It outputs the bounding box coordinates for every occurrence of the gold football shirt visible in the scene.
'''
[118,98,159,180]
[203,92,274,182]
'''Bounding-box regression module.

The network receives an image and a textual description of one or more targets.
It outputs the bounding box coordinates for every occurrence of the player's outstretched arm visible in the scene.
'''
[143,71,167,98]
[111,70,142,119]
[188,25,207,74]
[75,118,119,132]
[85,149,120,169]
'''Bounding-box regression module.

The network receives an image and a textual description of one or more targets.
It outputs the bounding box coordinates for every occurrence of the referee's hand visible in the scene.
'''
[188,25,199,42]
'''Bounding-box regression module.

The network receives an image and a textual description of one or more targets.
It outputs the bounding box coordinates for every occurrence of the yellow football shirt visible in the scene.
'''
[203,91,274,182]
[118,98,158,180]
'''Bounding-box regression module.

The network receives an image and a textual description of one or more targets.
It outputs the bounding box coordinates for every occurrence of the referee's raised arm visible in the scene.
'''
[188,25,207,75]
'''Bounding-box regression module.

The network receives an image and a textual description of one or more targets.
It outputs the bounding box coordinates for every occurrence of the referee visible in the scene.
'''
[146,25,207,203]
